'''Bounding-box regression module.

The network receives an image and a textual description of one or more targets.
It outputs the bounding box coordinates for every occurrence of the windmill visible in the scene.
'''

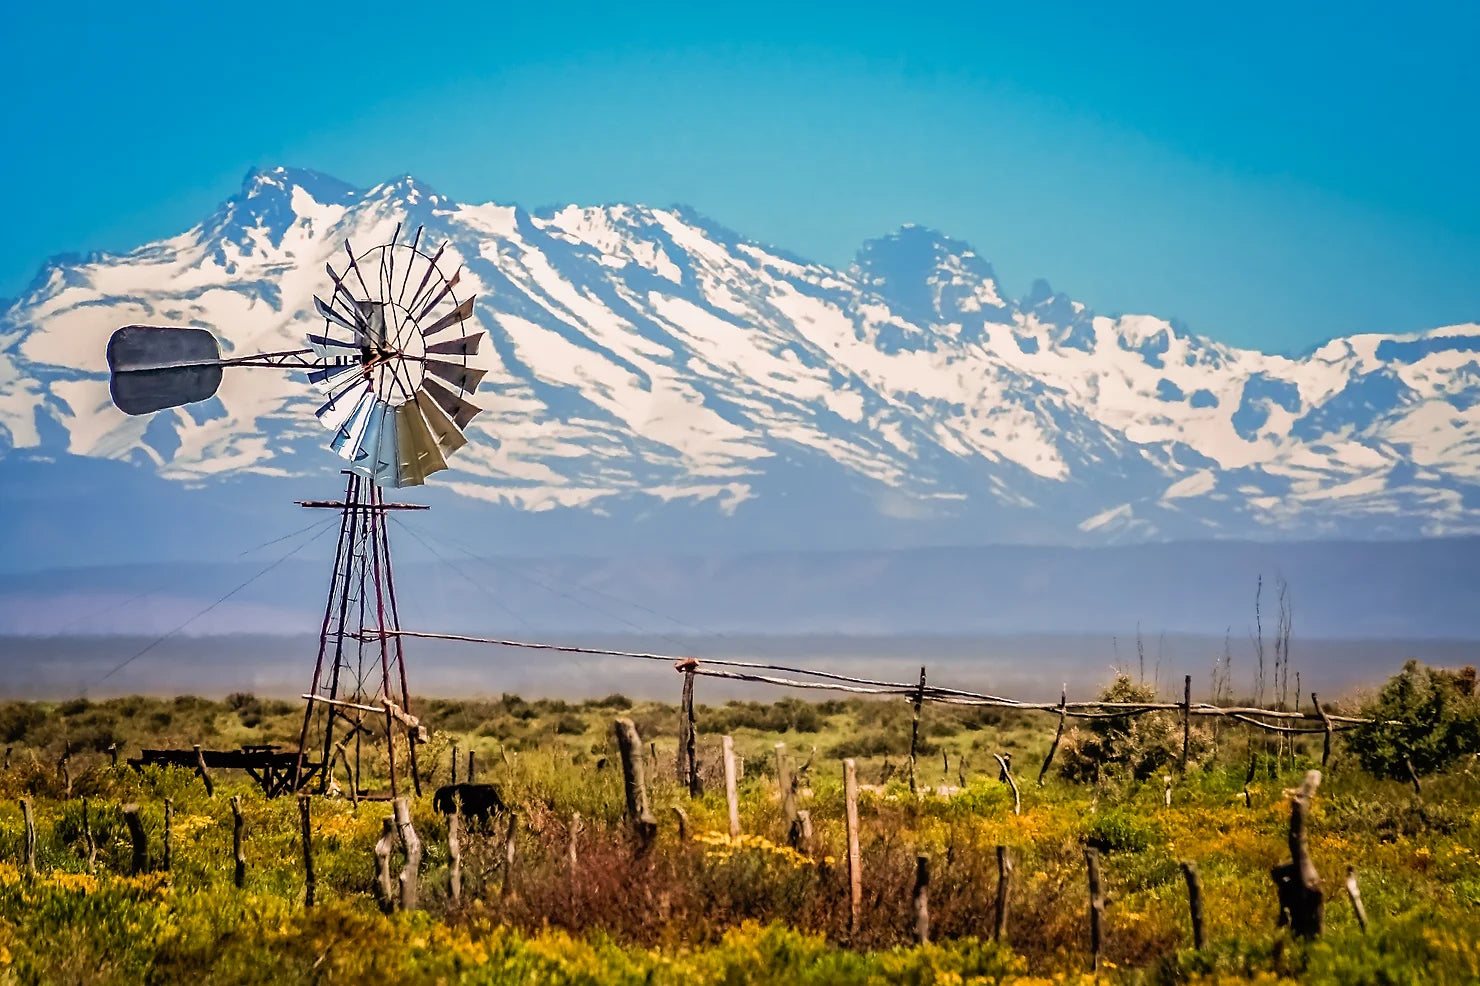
[106,225,486,796]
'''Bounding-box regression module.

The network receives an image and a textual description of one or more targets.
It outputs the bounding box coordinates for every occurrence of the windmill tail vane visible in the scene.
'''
[104,223,487,488]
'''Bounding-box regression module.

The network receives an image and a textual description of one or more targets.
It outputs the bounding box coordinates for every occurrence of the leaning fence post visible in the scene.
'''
[230,795,246,888]
[844,758,863,939]
[1181,674,1192,769]
[299,796,316,908]
[393,796,421,911]
[1311,692,1333,767]
[1039,683,1068,786]
[1181,860,1205,950]
[908,666,927,795]
[995,845,1013,942]
[163,798,173,872]
[1270,769,1323,938]
[993,753,1021,815]
[194,744,215,798]
[912,854,930,944]
[613,718,657,853]
[1345,865,1368,933]
[122,803,148,875]
[19,798,35,876]
[722,735,741,838]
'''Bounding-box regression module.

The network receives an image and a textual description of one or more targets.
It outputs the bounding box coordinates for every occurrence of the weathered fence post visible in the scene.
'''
[678,665,701,796]
[795,809,814,856]
[230,795,246,888]
[163,798,173,872]
[993,753,1021,815]
[1270,769,1323,938]
[499,811,517,901]
[299,796,316,908]
[20,798,35,876]
[194,744,215,798]
[446,797,462,907]
[1311,693,1333,768]
[122,803,148,875]
[1403,757,1421,797]
[995,845,1013,942]
[1345,865,1368,933]
[1181,860,1205,950]
[393,796,421,911]
[1181,674,1193,769]
[1039,684,1068,786]
[373,816,396,913]
[908,666,927,795]
[80,797,96,873]
[722,735,741,838]
[450,742,459,785]
[912,854,930,944]
[613,718,657,852]
[844,758,862,939]
[467,749,476,783]
[1085,848,1107,972]
[59,746,72,799]
[776,742,799,845]
[671,804,690,842]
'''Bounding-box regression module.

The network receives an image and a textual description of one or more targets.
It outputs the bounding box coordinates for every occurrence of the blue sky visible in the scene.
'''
[2,1,1476,353]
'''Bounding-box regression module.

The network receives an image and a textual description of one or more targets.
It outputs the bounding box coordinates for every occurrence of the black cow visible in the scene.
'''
[433,782,505,828]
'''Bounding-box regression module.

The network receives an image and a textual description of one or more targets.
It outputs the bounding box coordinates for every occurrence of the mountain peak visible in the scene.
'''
[852,225,1008,328]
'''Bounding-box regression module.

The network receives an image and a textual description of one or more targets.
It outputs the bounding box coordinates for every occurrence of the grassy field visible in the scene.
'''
[0,684,1475,984]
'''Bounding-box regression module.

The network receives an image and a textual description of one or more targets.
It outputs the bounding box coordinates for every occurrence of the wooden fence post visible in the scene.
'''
[1181,860,1205,950]
[1039,684,1068,786]
[194,744,215,798]
[230,796,246,888]
[467,749,476,783]
[1311,693,1333,768]
[393,796,421,911]
[722,735,741,838]
[122,803,148,875]
[373,816,396,913]
[19,798,35,876]
[671,805,690,842]
[1345,865,1368,933]
[446,798,462,907]
[163,798,173,872]
[80,797,96,873]
[678,667,701,797]
[299,796,315,908]
[613,718,657,852]
[993,753,1021,815]
[908,666,927,795]
[1270,769,1323,939]
[450,742,459,785]
[1181,674,1192,769]
[776,743,799,845]
[912,854,930,944]
[500,811,517,901]
[844,758,862,939]
[995,845,1013,942]
[1085,848,1107,972]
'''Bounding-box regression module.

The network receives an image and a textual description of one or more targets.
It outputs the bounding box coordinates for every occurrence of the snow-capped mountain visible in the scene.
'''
[3,165,1478,553]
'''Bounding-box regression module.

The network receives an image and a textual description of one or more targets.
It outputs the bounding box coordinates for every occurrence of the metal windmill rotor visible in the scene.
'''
[106,224,487,486]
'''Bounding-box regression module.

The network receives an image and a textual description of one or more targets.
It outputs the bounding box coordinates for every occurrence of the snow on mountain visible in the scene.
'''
[2,165,1477,548]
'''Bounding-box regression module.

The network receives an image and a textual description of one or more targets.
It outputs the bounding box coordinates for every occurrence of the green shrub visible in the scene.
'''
[1347,660,1480,779]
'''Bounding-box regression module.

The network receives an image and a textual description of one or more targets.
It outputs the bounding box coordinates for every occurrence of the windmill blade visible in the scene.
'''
[316,379,370,435]
[405,243,447,312]
[313,295,365,335]
[421,296,477,337]
[425,332,482,358]
[330,391,379,462]
[425,359,487,395]
[306,360,360,389]
[358,302,389,347]
[306,332,364,358]
[369,403,402,486]
[412,389,468,455]
[325,263,363,313]
[394,400,448,486]
[107,325,224,414]
[415,267,462,322]
[422,374,483,430]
